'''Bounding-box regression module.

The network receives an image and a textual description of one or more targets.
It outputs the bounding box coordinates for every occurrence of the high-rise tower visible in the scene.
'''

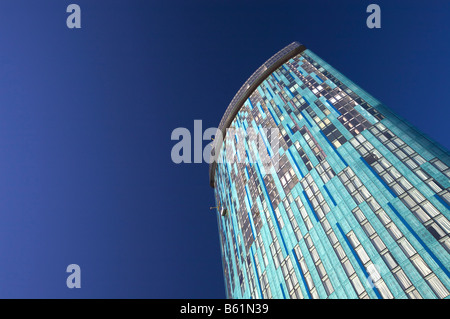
[210,42,450,299]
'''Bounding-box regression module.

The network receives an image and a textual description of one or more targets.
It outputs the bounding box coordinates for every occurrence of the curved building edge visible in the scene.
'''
[209,41,307,188]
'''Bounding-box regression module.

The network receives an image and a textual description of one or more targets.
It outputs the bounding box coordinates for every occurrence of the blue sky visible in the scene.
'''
[0,1,448,298]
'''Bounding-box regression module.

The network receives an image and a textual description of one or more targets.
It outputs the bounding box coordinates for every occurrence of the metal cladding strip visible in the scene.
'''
[209,41,307,188]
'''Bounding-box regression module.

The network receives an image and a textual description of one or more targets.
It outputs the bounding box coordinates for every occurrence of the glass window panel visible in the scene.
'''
[377,281,394,299]
[394,269,412,290]
[353,193,364,205]
[405,159,417,170]
[427,222,446,239]
[334,245,346,260]
[328,232,338,245]
[389,168,402,179]
[355,247,370,264]
[382,252,397,270]
[435,216,450,234]
[323,278,334,295]
[411,256,431,277]
[387,223,403,241]
[363,223,376,236]
[407,289,422,299]
[412,207,431,223]
[398,177,413,190]
[398,238,416,258]
[427,180,442,193]
[348,232,360,247]
[382,172,394,184]
[367,198,381,211]
[401,195,416,209]
[408,188,425,203]
[422,202,439,218]
[372,236,386,252]
[351,277,365,295]
[427,275,449,299]
[342,259,354,276]
[377,210,391,225]
[415,169,429,181]
[353,208,366,223]
[433,160,448,171]
[413,155,426,166]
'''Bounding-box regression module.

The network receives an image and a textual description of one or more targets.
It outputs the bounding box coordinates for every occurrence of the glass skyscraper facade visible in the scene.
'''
[209,42,450,299]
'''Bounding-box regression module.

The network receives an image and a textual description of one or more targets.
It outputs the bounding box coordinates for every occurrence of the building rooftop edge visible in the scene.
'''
[209,41,307,188]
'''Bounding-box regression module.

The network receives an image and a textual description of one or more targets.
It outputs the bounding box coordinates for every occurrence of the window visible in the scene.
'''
[394,270,412,290]
[411,256,431,277]
[382,252,397,270]
[398,238,416,258]
[427,275,449,298]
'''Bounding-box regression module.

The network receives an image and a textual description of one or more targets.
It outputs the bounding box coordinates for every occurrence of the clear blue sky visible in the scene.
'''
[0,1,448,298]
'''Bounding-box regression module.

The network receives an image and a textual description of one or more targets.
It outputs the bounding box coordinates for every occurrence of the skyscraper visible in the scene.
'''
[209,42,450,299]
